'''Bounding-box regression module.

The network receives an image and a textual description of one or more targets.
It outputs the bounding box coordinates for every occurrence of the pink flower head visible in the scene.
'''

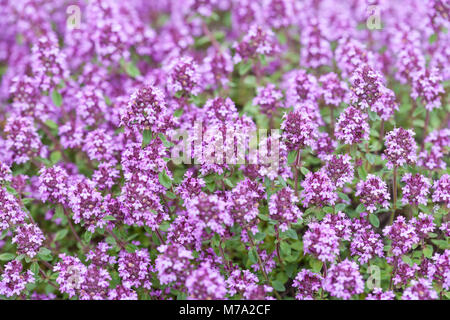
[356,174,390,213]
[233,25,279,64]
[401,173,431,206]
[432,174,449,207]
[324,154,354,188]
[323,259,364,300]
[0,261,34,298]
[268,187,302,231]
[402,278,438,300]
[281,108,318,152]
[301,170,338,207]
[383,128,417,169]
[335,106,370,145]
[185,261,227,300]
[383,216,420,256]
[253,83,284,117]
[292,270,323,300]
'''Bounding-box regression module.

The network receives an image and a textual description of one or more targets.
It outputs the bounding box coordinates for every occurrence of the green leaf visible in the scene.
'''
[300,167,310,176]
[271,280,285,292]
[428,33,437,44]
[0,253,15,261]
[21,198,34,205]
[30,262,40,276]
[158,169,172,189]
[278,176,287,187]
[323,207,334,214]
[401,255,413,266]
[254,232,266,242]
[338,192,351,203]
[355,203,365,214]
[142,129,152,148]
[195,35,210,47]
[158,133,174,148]
[55,229,69,241]
[366,153,376,165]
[6,185,18,196]
[238,61,252,76]
[310,259,323,273]
[335,203,347,212]
[45,120,59,130]
[37,247,52,261]
[50,151,62,164]
[174,108,184,118]
[103,215,116,221]
[51,89,63,107]
[55,205,64,218]
[83,231,92,244]
[125,62,141,78]
[125,244,138,253]
[104,94,112,106]
[260,54,267,66]
[287,151,297,165]
[431,239,449,250]
[165,191,176,199]
[285,263,297,278]
[248,248,258,264]
[224,178,234,188]
[412,106,425,117]
[423,245,433,259]
[357,166,367,180]
[368,110,380,121]
[0,230,8,240]
[284,229,298,240]
[369,213,380,228]
[159,221,170,232]
[280,241,291,256]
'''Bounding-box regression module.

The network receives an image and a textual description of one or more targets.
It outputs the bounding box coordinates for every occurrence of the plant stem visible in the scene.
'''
[389,257,398,291]
[421,110,430,151]
[389,166,398,225]
[379,120,384,144]
[294,149,301,196]
[275,226,284,267]
[63,207,86,250]
[247,229,282,300]
[202,21,221,53]
[218,239,231,274]
[155,229,165,245]
[39,265,59,290]
[330,105,335,138]
[107,229,126,250]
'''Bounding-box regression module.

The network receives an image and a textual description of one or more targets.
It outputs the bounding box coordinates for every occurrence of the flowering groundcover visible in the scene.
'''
[0,0,449,301]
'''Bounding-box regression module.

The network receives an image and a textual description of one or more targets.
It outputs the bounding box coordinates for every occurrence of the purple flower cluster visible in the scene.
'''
[292,270,323,300]
[268,187,302,231]
[335,106,369,145]
[301,170,338,207]
[253,84,284,117]
[0,261,34,298]
[185,262,227,300]
[303,220,340,263]
[324,154,354,188]
[281,108,318,152]
[356,175,390,213]
[383,128,417,169]
[432,174,449,207]
[383,216,420,256]
[323,259,364,300]
[401,173,431,206]
[12,223,45,258]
